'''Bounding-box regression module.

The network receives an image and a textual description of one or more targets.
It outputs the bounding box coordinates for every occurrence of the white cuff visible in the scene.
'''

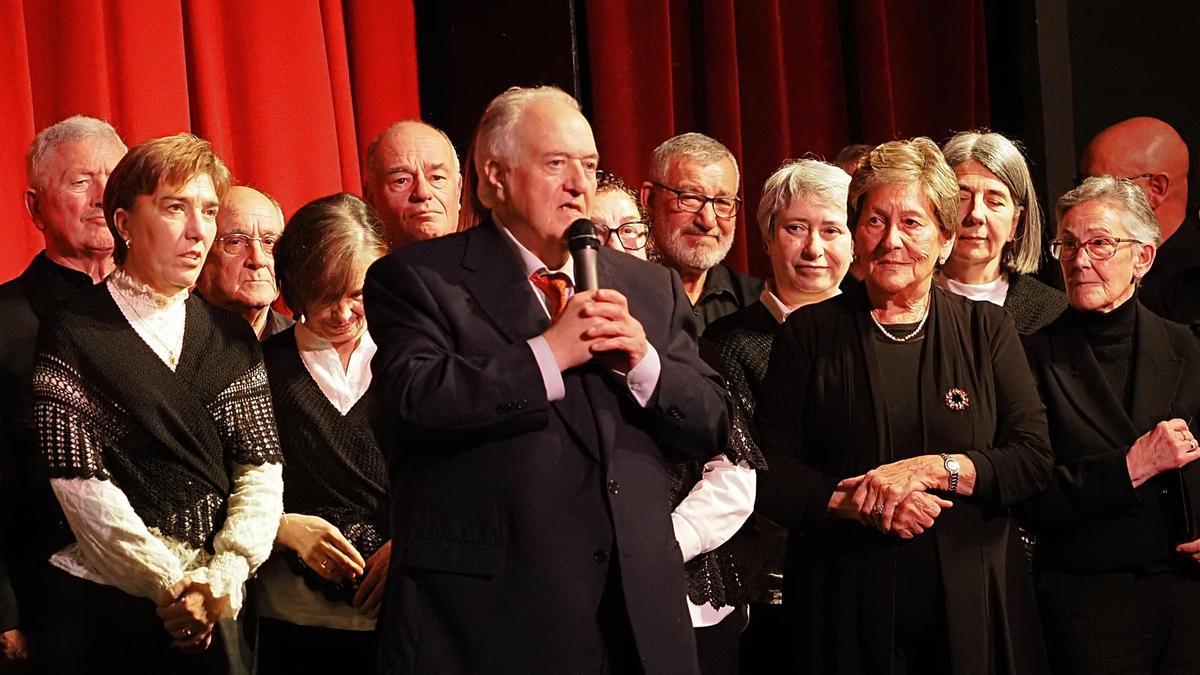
[623,343,661,408]
[527,336,565,402]
[672,512,704,563]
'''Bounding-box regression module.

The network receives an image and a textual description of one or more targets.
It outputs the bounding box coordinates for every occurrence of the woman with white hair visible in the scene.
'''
[698,158,853,672]
[1023,176,1200,674]
[937,131,1067,334]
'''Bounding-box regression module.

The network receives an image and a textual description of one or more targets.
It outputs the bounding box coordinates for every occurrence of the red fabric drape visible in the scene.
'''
[587,0,990,277]
[0,0,420,283]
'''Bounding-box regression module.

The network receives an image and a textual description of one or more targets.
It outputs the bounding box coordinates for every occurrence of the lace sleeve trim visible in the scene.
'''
[208,363,284,466]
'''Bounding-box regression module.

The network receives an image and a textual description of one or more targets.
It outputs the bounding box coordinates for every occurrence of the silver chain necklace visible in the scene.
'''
[869,295,931,343]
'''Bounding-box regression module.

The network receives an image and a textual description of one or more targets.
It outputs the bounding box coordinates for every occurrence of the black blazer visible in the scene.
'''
[0,253,93,632]
[1021,301,1200,571]
[364,221,730,674]
[755,285,1052,674]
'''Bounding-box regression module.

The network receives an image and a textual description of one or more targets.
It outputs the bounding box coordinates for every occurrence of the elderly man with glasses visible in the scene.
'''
[196,185,292,340]
[641,133,762,336]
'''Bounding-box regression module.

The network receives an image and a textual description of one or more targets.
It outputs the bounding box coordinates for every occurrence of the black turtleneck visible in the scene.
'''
[1075,295,1138,412]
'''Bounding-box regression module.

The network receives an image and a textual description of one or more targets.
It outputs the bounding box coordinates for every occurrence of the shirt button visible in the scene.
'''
[608,480,620,495]
[1162,488,1170,496]
[593,550,607,563]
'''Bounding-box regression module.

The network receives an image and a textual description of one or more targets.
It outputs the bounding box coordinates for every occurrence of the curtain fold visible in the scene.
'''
[0,0,420,283]
[586,0,990,276]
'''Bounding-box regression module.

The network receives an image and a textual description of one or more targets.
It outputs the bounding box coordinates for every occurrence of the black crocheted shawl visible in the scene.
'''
[32,285,283,552]
[665,301,778,609]
[262,327,389,561]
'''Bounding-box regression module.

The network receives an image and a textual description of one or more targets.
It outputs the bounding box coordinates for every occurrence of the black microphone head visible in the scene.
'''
[566,218,601,251]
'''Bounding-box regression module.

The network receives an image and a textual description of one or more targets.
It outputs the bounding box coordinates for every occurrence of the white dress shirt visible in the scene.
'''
[937,272,1010,307]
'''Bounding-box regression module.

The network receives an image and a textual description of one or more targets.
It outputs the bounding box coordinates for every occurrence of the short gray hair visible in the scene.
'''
[648,133,739,186]
[472,86,580,210]
[756,159,850,241]
[1056,175,1160,247]
[363,120,460,187]
[943,131,1044,274]
[27,115,126,190]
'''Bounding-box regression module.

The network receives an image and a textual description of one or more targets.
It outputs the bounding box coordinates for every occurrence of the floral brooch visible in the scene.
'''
[945,387,970,412]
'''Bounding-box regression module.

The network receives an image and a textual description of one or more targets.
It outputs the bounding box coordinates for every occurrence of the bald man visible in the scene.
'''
[196,185,292,340]
[1081,117,1195,314]
[363,120,462,249]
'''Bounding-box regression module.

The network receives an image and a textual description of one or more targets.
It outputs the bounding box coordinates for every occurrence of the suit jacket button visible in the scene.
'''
[593,550,608,563]
[516,399,527,410]
[608,480,620,495]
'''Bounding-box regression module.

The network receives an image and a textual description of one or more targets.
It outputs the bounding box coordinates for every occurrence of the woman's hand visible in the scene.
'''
[1176,537,1200,563]
[0,628,30,664]
[155,580,228,652]
[353,540,392,618]
[1127,419,1199,488]
[839,456,943,531]
[276,513,366,583]
[888,491,954,539]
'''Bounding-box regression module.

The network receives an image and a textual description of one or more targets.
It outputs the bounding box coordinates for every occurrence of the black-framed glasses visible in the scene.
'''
[215,233,280,256]
[652,182,741,218]
[596,221,650,251]
[1049,237,1141,261]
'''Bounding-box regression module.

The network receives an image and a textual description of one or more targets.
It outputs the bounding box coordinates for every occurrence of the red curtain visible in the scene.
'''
[0,0,420,283]
[586,0,990,276]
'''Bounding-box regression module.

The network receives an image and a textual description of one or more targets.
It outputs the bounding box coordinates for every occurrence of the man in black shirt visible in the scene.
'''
[1080,117,1194,317]
[0,115,126,668]
[640,133,762,335]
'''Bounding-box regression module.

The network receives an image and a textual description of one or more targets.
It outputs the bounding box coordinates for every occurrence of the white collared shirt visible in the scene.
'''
[495,221,661,407]
[294,321,377,415]
[937,272,1010,307]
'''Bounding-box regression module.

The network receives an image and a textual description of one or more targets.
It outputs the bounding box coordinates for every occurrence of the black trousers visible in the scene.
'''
[738,602,789,674]
[256,618,377,675]
[41,567,234,675]
[1039,567,1200,675]
[694,604,748,675]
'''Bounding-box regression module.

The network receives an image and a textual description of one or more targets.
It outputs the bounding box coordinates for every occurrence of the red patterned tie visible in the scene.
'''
[530,270,572,319]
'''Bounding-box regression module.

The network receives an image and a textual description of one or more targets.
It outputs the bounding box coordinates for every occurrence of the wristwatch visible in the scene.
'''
[940,453,960,494]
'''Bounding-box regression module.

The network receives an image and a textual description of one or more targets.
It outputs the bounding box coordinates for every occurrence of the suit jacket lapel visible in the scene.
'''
[461,221,601,459]
[1047,317,1138,447]
[1129,303,1184,431]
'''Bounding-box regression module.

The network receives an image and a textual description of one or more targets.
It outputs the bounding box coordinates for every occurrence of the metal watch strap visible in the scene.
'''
[941,453,959,493]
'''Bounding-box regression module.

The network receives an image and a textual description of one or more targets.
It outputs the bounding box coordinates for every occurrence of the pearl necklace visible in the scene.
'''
[869,295,931,343]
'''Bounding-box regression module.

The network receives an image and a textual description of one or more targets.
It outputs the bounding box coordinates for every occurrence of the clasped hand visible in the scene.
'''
[155,580,229,654]
[542,289,648,372]
[831,456,953,537]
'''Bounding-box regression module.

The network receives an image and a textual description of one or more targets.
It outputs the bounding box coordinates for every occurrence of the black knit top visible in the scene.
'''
[1075,295,1138,412]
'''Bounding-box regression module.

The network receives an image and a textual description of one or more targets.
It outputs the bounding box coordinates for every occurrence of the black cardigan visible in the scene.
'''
[755,284,1053,674]
[1021,301,1200,571]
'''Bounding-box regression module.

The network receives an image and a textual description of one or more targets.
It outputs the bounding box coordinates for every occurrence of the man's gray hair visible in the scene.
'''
[363,120,461,187]
[943,131,1044,274]
[1056,175,1161,247]
[27,115,126,189]
[648,133,739,186]
[756,159,849,241]
[472,86,580,210]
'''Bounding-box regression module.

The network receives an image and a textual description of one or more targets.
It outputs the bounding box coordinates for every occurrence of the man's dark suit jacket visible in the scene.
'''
[1022,301,1200,571]
[364,220,731,674]
[0,252,93,633]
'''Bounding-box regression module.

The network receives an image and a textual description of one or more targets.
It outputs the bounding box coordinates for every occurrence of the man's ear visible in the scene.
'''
[639,182,653,212]
[24,189,45,232]
[483,159,506,202]
[1145,173,1170,210]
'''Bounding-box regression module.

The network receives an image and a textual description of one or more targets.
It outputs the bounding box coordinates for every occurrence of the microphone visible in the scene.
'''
[566,218,601,292]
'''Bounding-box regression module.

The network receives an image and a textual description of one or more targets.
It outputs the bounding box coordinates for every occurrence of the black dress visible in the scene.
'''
[755,285,1053,674]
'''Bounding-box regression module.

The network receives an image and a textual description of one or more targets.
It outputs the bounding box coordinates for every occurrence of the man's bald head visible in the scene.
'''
[1081,117,1189,237]
[363,120,462,248]
[197,185,285,326]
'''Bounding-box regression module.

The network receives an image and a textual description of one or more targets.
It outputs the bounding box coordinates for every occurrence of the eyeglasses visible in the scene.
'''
[1049,236,1141,261]
[596,222,650,251]
[652,182,741,219]
[215,233,280,256]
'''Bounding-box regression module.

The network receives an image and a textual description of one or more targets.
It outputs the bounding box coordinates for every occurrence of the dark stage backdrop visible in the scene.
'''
[0,0,421,282]
[1,0,988,283]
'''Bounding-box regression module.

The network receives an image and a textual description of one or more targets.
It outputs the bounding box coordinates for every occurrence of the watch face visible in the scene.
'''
[946,458,961,472]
